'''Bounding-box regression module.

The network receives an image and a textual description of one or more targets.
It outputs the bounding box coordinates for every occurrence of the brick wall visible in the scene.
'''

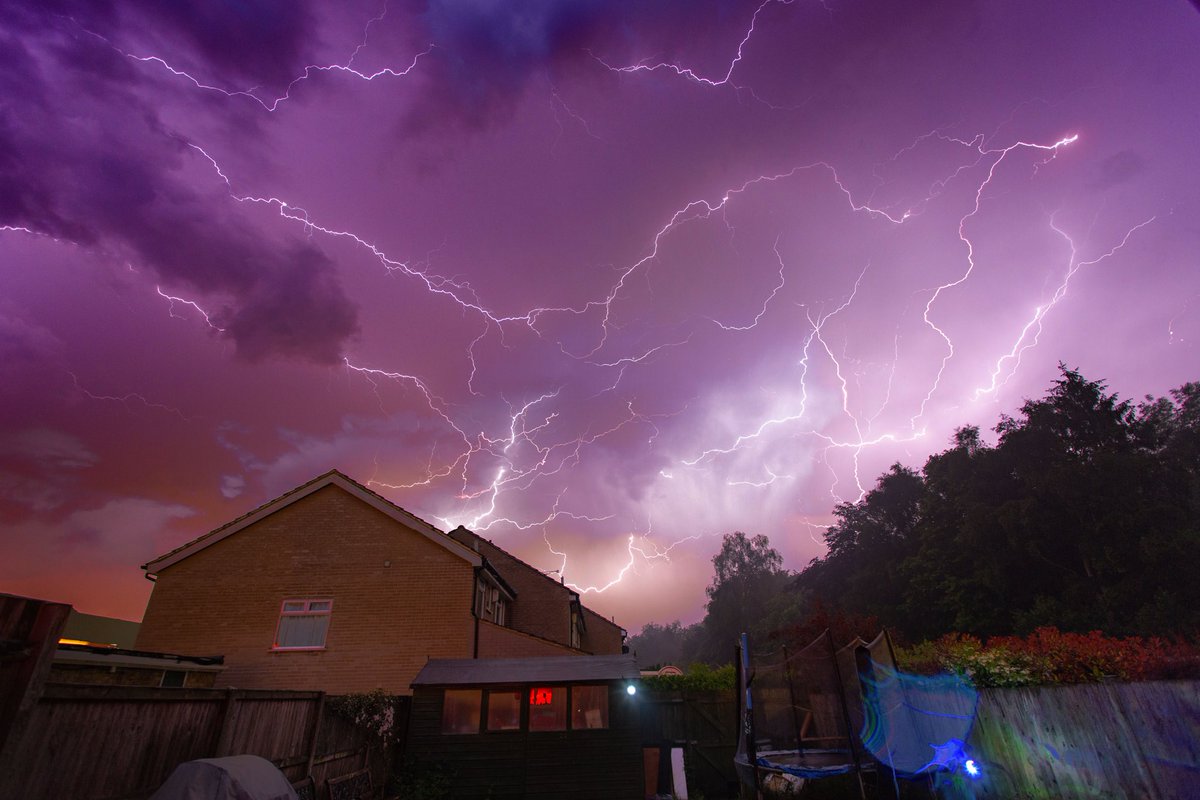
[448,528,573,645]
[580,606,625,655]
[475,620,578,658]
[136,485,475,694]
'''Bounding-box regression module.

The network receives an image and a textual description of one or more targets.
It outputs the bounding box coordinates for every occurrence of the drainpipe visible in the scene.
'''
[471,567,480,658]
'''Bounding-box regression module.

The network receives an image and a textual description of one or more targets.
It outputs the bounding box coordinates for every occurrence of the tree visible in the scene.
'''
[692,532,790,661]
[795,366,1200,640]
[626,620,695,669]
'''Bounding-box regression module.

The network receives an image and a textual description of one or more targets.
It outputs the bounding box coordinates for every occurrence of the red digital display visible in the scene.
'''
[529,687,554,706]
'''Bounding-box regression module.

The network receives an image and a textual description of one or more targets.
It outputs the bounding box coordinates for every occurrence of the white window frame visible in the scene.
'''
[475,576,510,627]
[272,598,333,651]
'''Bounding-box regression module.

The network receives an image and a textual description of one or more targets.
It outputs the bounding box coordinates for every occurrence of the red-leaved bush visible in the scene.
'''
[897,627,1200,687]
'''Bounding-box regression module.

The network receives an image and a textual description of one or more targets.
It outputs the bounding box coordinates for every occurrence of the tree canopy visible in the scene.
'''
[798,367,1200,640]
[629,368,1199,666]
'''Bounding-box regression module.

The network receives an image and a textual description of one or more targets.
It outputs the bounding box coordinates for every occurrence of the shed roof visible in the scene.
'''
[412,654,639,687]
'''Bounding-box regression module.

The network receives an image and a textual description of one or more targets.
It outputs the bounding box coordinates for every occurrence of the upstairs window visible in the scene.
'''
[475,578,510,626]
[273,599,332,650]
[570,610,583,649]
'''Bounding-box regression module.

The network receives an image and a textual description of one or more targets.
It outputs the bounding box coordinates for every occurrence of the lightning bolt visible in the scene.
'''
[595,0,791,90]
[156,286,226,331]
[67,371,191,421]
[77,18,432,112]
[911,133,1079,426]
[974,215,1157,398]
[547,527,706,595]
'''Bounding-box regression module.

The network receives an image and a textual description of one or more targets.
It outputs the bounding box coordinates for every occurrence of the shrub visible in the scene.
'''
[327,689,404,747]
[896,627,1200,687]
[641,662,736,691]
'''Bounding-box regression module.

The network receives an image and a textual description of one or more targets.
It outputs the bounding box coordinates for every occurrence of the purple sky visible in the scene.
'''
[2,0,1197,632]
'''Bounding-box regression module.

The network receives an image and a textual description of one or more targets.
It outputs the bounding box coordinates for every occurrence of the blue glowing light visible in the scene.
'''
[965,759,980,778]
[626,684,637,696]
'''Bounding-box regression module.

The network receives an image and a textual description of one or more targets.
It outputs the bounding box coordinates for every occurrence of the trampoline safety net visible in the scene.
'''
[735,629,978,792]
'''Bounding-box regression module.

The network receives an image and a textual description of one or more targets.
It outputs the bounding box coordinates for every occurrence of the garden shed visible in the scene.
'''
[408,654,643,799]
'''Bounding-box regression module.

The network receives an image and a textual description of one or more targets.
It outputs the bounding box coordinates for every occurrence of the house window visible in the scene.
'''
[570,610,582,649]
[475,579,509,626]
[486,690,521,731]
[528,686,567,731]
[273,599,332,650]
[571,685,609,729]
[442,690,482,734]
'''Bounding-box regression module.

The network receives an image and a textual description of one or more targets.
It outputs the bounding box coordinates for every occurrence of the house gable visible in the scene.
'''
[142,470,480,574]
[136,480,478,693]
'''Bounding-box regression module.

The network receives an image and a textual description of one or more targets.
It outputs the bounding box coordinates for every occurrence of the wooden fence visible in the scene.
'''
[640,688,740,798]
[640,679,1200,800]
[955,679,1200,800]
[0,595,406,800]
[0,684,405,799]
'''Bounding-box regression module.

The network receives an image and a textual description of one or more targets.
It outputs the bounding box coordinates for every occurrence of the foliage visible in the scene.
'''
[767,598,881,651]
[626,620,698,669]
[327,689,404,748]
[691,532,792,663]
[387,757,451,800]
[897,627,1200,687]
[794,367,1200,641]
[640,662,736,691]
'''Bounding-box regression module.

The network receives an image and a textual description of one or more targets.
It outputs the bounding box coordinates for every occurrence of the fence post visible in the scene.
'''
[214,689,242,757]
[0,596,72,792]
[305,693,326,777]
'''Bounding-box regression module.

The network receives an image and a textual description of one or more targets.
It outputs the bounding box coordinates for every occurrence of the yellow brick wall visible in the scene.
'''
[136,485,475,694]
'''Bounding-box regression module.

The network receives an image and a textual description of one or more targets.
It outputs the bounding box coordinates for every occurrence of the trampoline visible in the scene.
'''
[735,630,979,798]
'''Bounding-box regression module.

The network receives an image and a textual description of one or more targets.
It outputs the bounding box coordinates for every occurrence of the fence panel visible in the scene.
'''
[961,680,1200,800]
[0,685,387,800]
[640,689,739,799]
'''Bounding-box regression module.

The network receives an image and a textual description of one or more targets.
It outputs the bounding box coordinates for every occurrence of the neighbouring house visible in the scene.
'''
[135,470,626,694]
[407,654,643,799]
[52,610,223,687]
[58,609,140,649]
[51,643,223,688]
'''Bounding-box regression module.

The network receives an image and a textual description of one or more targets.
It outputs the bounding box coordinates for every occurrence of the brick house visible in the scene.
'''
[135,470,625,694]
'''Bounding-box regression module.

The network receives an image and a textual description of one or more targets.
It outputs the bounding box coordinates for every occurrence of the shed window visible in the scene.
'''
[528,686,567,731]
[273,599,332,650]
[442,690,482,734]
[571,685,609,729]
[486,690,521,731]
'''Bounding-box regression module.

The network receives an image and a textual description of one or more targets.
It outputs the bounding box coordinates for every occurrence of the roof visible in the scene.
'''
[61,610,140,649]
[447,526,624,636]
[412,654,640,687]
[142,469,482,573]
[55,643,225,671]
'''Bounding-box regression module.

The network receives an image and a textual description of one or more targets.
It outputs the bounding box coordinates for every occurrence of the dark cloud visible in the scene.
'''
[0,10,358,363]
[1092,150,1146,191]
[224,248,359,364]
[130,0,318,88]
[19,0,318,90]
[411,0,609,129]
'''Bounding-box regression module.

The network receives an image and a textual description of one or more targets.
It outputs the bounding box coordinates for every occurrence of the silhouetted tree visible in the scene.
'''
[794,366,1200,640]
[692,532,791,662]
